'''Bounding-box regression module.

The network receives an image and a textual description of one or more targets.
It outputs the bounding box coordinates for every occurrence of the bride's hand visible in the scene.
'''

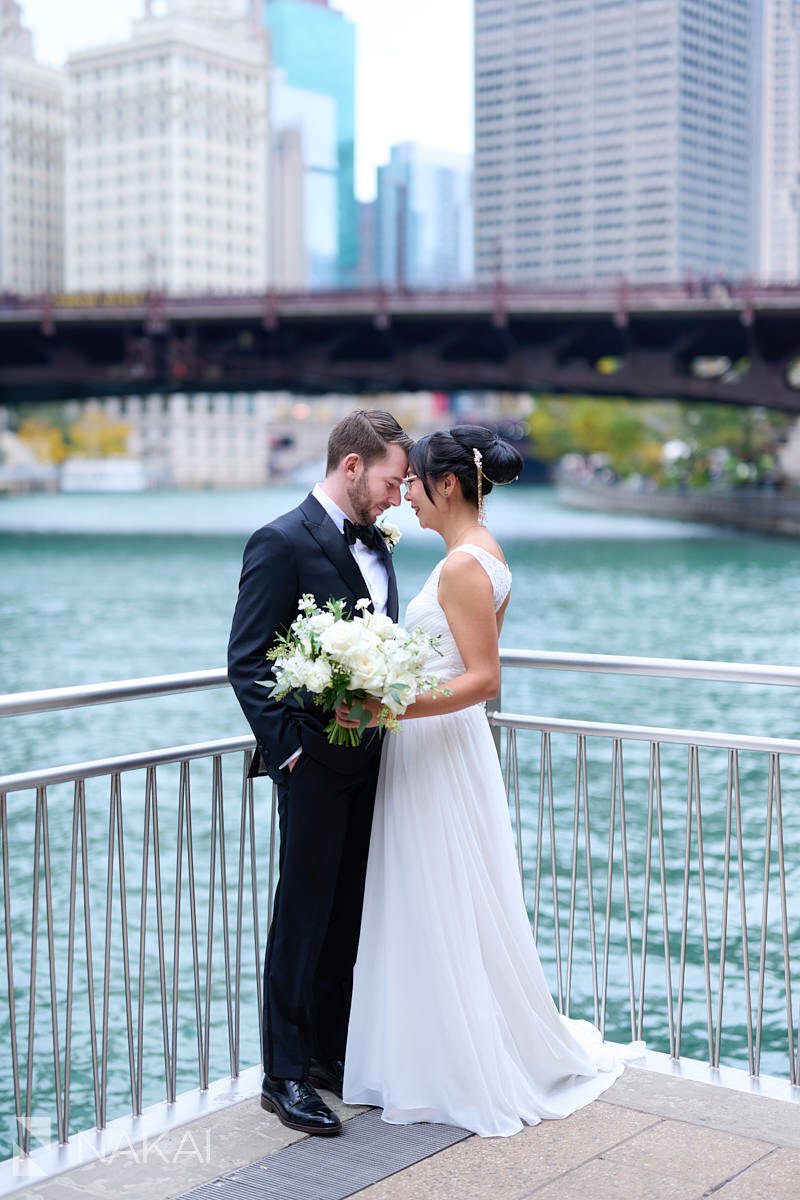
[335,698,381,729]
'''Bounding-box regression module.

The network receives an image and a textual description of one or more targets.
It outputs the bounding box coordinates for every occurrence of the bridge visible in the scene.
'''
[2,283,800,409]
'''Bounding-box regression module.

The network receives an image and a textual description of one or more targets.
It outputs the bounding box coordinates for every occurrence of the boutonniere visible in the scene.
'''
[377,519,402,552]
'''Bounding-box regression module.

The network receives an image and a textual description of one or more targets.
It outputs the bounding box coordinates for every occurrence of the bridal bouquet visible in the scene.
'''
[260,594,446,746]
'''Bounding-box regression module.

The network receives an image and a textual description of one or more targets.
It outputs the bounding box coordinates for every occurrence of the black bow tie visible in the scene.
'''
[343,518,382,552]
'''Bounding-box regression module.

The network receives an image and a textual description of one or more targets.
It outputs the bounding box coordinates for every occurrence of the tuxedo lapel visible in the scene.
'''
[300,493,372,606]
[379,538,400,622]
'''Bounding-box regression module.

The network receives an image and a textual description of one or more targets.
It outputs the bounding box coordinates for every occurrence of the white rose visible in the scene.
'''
[347,646,387,694]
[377,520,401,550]
[304,658,333,693]
[320,619,364,660]
[306,611,335,634]
[365,612,396,639]
[381,671,417,714]
[338,626,382,663]
[383,642,415,673]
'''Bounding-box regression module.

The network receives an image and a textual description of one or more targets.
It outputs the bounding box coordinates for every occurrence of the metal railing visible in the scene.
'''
[0,670,265,1161]
[4,278,800,318]
[491,651,800,1090]
[1,651,799,1163]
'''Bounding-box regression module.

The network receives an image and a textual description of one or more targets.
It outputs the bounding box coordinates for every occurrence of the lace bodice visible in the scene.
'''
[405,544,512,683]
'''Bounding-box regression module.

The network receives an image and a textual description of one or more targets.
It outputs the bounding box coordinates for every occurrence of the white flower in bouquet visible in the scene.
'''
[306,610,336,635]
[319,617,368,660]
[380,670,418,715]
[360,610,396,639]
[273,651,311,691]
[347,646,388,694]
[304,658,333,692]
[258,595,448,746]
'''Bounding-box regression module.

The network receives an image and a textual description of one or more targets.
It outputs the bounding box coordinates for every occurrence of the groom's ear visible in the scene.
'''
[341,452,361,479]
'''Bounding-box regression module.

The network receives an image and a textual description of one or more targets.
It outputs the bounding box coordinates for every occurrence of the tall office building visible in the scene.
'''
[375,142,473,289]
[0,0,65,294]
[760,0,800,282]
[65,1,268,293]
[269,75,338,287]
[474,0,756,284]
[262,0,358,287]
[356,199,377,288]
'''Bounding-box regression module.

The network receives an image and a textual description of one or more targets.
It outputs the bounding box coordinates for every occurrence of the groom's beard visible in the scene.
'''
[347,472,375,526]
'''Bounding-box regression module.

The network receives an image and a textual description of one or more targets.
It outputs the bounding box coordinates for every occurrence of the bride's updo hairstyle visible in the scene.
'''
[408,425,523,509]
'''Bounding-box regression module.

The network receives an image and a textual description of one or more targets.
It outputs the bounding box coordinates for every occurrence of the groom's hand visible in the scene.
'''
[335,698,381,729]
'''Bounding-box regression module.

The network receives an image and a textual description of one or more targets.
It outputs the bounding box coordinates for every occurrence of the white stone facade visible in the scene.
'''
[87,390,439,489]
[0,0,65,295]
[65,4,268,294]
[97,392,277,487]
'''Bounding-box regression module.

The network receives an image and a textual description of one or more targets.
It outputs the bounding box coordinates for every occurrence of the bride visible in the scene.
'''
[336,425,645,1138]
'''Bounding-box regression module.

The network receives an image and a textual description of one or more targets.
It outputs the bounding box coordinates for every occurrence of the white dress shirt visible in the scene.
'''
[311,482,389,615]
[279,484,389,770]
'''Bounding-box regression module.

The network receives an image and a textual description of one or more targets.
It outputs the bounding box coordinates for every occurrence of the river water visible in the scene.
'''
[1,486,799,1154]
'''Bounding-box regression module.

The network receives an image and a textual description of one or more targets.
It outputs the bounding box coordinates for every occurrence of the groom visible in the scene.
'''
[227,409,411,1136]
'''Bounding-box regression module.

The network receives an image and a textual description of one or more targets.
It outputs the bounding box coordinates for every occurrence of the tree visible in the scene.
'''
[67,410,132,458]
[528,396,662,475]
[528,395,793,485]
[16,417,69,464]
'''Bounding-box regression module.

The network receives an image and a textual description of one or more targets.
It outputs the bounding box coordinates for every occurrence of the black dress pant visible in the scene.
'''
[262,739,381,1079]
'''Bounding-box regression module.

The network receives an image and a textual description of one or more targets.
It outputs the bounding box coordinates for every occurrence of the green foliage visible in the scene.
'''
[14,406,131,464]
[527,396,794,485]
[17,417,69,464]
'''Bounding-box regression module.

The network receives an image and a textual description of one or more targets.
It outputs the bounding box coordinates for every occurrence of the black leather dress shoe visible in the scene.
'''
[260,1075,342,1136]
[307,1057,345,1098]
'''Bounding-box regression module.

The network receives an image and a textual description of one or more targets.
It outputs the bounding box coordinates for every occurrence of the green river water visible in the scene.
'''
[1,485,798,1155]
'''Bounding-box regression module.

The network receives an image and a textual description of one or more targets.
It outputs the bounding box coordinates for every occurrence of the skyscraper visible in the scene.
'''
[375,143,473,289]
[65,1,268,294]
[262,0,358,287]
[0,0,65,294]
[760,0,800,282]
[474,0,756,284]
[269,75,338,288]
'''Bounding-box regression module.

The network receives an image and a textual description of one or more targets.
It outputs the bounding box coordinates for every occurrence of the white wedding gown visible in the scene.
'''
[343,544,645,1137]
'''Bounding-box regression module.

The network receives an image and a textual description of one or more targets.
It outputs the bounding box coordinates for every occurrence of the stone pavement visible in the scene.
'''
[8,1066,800,1200]
[353,1069,800,1200]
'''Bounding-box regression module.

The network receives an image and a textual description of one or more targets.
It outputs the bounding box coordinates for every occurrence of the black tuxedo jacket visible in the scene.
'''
[227,492,399,784]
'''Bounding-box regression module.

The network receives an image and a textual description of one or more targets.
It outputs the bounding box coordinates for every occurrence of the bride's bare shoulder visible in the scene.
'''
[439,535,507,593]
[438,552,494,606]
[460,529,507,566]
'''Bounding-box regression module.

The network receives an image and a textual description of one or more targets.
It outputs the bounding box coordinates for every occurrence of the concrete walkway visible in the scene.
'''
[8,1066,800,1200]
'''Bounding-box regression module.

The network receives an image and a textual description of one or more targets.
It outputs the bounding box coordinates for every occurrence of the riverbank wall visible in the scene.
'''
[557,477,800,536]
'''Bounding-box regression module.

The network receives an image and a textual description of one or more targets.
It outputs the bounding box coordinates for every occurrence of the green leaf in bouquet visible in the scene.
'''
[256,679,283,697]
[347,696,373,734]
